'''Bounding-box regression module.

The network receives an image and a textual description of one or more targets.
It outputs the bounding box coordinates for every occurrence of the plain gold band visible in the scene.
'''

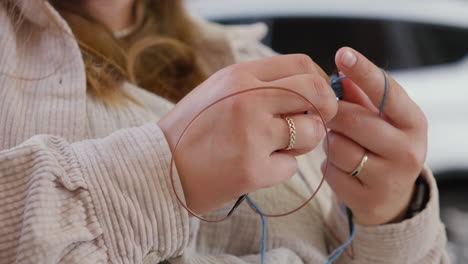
[284,116,296,150]
[351,153,368,177]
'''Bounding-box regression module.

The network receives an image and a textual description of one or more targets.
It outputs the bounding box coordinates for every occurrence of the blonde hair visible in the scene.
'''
[46,0,207,103]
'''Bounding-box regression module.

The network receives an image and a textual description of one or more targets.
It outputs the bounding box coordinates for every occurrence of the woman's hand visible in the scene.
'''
[158,54,338,214]
[324,47,428,225]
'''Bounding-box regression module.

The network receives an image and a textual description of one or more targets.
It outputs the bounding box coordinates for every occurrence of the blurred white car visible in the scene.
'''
[187,0,468,174]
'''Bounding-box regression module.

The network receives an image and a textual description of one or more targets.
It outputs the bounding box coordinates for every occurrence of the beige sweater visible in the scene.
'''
[0,1,449,263]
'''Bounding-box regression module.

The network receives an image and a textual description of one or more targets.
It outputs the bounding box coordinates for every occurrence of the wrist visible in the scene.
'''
[387,183,417,223]
[387,175,430,224]
[352,177,418,225]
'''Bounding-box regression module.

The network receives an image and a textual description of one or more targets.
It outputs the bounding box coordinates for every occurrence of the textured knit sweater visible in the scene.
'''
[0,1,449,264]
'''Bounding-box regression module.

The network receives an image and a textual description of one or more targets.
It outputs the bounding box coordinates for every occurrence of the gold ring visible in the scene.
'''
[351,153,368,177]
[284,116,296,150]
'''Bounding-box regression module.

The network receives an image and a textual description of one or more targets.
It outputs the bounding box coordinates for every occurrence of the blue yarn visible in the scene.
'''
[245,195,267,264]
[330,76,347,100]
[379,69,389,116]
[331,70,389,116]
[325,209,355,264]
[246,195,355,264]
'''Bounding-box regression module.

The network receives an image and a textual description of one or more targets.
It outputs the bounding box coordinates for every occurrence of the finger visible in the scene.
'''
[262,153,298,188]
[321,161,365,205]
[271,113,325,155]
[341,78,395,124]
[340,74,377,112]
[327,101,406,158]
[242,54,330,82]
[335,47,424,128]
[265,74,338,122]
[325,132,383,184]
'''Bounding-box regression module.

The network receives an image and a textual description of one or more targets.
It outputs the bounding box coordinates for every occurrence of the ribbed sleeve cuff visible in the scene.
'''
[351,166,447,263]
[70,123,189,263]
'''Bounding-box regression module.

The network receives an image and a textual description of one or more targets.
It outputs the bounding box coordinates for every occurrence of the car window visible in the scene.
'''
[218,18,468,74]
[409,22,468,66]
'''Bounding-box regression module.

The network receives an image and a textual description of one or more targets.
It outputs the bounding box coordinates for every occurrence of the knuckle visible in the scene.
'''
[293,54,316,74]
[297,74,317,88]
[221,63,263,91]
[310,76,329,98]
[227,94,252,114]
[309,77,338,120]
[224,63,244,76]
[340,110,361,129]
[221,64,248,83]
[402,148,424,170]
[415,109,428,131]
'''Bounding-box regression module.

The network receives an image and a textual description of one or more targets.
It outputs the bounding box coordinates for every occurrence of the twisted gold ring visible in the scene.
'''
[284,116,296,150]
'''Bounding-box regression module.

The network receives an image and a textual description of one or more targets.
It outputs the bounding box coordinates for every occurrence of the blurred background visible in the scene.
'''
[186,0,468,262]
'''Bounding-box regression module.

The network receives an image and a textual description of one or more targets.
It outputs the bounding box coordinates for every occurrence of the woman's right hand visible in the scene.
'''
[158,54,338,214]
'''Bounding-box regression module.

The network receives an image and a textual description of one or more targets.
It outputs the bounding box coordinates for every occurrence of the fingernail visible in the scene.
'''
[342,51,357,68]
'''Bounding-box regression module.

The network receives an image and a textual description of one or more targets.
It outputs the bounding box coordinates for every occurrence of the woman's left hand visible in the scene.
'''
[324,47,428,225]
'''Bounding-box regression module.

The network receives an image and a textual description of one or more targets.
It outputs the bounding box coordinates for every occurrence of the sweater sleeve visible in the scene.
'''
[328,167,450,264]
[166,248,311,264]
[0,123,189,264]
